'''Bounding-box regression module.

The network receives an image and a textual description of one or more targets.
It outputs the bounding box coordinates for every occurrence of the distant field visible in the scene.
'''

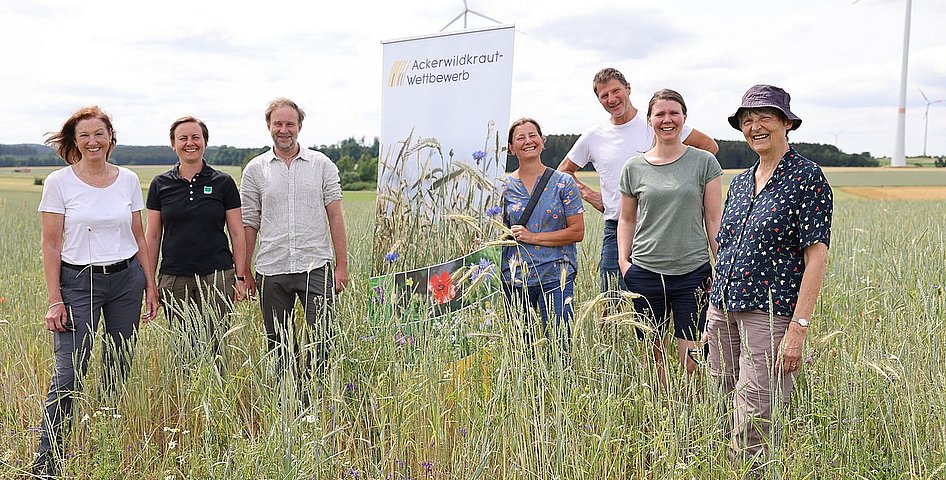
[3,165,946,201]
[839,186,946,200]
[0,165,242,187]
[576,168,946,201]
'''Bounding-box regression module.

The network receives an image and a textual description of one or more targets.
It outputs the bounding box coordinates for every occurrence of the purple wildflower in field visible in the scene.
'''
[472,150,487,163]
[385,251,399,263]
[459,427,468,437]
[421,460,433,474]
[373,285,386,304]
[349,467,359,478]
[469,258,494,281]
[346,382,357,392]
[395,332,415,347]
[485,205,502,217]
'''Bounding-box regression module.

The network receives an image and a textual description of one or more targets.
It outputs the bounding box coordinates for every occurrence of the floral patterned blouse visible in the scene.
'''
[501,170,584,287]
[710,148,833,317]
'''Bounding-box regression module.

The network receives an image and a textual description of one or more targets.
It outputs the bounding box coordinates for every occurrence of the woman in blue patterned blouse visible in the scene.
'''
[501,118,584,353]
[706,85,833,471]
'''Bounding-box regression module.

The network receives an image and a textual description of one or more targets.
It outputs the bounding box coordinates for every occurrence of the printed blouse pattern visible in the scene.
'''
[501,171,583,287]
[711,148,833,317]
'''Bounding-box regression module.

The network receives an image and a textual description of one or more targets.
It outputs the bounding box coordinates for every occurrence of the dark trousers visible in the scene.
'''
[623,262,712,341]
[158,268,235,362]
[257,265,335,385]
[38,259,145,455]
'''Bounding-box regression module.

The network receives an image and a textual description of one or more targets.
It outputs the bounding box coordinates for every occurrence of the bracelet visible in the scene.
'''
[47,301,65,310]
[235,276,246,282]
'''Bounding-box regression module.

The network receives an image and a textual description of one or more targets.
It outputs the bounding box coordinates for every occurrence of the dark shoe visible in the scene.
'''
[31,450,60,479]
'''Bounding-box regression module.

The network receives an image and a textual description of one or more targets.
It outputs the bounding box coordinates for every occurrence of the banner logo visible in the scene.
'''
[388,60,410,87]
[388,50,505,88]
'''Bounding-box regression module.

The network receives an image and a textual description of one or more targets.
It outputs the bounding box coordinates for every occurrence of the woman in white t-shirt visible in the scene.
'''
[31,106,158,477]
[617,89,723,391]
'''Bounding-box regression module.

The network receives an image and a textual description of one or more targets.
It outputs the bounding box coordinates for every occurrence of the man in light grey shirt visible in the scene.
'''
[241,97,349,386]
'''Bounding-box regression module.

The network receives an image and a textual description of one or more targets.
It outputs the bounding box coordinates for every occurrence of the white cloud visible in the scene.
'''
[1,0,944,157]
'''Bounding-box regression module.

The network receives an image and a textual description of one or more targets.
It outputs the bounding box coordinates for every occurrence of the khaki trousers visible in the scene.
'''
[158,268,235,360]
[706,305,795,466]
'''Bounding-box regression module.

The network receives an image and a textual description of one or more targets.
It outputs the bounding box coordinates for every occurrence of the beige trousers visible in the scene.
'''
[706,305,795,466]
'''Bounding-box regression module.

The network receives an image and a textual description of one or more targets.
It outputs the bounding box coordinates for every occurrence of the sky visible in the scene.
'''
[2,0,945,158]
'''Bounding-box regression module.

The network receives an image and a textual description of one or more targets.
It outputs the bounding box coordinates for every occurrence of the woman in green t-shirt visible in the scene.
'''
[616,89,723,389]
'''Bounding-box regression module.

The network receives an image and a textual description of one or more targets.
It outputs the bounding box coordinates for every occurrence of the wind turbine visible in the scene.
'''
[891,0,912,166]
[857,0,912,165]
[440,0,502,31]
[919,89,946,157]
[830,130,843,148]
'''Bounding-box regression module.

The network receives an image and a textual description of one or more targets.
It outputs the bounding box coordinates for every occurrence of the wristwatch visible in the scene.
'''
[793,318,810,328]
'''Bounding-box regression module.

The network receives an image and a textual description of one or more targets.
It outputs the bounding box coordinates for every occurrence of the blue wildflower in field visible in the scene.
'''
[469,258,494,281]
[421,460,433,474]
[472,150,487,163]
[485,205,502,217]
[385,251,399,263]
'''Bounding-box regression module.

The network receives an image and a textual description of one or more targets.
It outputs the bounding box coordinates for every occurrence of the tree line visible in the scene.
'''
[0,144,266,168]
[0,135,900,190]
[508,136,879,170]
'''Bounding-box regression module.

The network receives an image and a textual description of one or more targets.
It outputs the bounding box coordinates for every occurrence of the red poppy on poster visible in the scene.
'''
[428,271,457,305]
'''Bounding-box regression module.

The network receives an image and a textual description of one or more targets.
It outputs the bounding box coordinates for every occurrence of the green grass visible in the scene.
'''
[1,166,945,478]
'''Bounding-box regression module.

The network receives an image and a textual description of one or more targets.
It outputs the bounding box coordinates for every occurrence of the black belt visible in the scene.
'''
[61,257,134,274]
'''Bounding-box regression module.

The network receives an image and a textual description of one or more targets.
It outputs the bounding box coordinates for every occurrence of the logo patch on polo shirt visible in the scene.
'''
[203,186,213,194]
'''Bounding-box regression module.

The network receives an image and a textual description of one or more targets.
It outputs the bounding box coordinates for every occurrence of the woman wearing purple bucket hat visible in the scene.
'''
[705,85,833,472]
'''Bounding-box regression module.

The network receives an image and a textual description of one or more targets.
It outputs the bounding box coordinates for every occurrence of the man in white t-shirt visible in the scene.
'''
[558,67,719,309]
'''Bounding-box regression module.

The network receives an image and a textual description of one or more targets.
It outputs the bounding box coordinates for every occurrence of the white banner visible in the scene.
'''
[378,25,515,221]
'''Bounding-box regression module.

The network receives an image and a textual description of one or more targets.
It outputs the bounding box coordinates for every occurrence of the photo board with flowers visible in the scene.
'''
[368,245,500,322]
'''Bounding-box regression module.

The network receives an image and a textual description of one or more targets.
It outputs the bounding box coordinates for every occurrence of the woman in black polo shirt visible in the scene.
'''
[146,116,247,360]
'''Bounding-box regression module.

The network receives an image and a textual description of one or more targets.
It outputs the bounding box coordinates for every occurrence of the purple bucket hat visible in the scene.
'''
[727,84,802,131]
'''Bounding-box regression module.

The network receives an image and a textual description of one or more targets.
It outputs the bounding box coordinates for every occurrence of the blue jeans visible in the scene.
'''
[601,220,627,312]
[502,273,575,352]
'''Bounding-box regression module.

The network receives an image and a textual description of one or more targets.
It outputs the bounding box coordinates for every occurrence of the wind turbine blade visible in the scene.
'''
[468,9,502,25]
[919,89,930,103]
[441,12,465,31]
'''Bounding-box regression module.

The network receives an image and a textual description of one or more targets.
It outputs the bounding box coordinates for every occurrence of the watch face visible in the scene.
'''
[796,318,809,327]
